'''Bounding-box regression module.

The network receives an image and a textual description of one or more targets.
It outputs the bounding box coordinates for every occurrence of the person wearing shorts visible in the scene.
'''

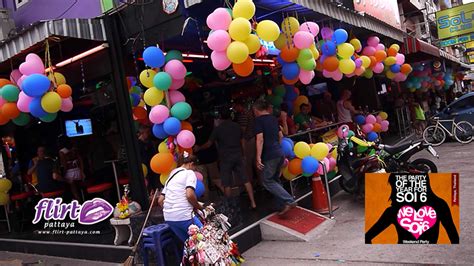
[195,109,256,209]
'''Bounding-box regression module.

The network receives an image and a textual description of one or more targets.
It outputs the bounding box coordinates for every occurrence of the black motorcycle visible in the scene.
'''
[377,140,438,173]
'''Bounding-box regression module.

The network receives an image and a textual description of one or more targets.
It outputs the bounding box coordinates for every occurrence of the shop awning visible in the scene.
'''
[403,36,440,57]
[439,50,473,70]
[289,0,404,42]
[0,18,107,63]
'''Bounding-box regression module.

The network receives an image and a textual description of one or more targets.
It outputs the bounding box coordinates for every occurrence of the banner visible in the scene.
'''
[439,33,474,47]
[353,0,401,29]
[436,3,474,40]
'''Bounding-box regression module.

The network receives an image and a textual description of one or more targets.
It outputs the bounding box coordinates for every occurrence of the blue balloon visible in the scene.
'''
[22,74,51,97]
[130,93,140,106]
[163,117,181,136]
[333,29,348,45]
[282,137,294,148]
[284,85,297,101]
[143,46,165,68]
[281,140,293,157]
[195,180,205,198]
[321,41,336,55]
[282,63,300,80]
[390,64,401,73]
[152,123,168,139]
[301,156,319,175]
[276,55,286,65]
[29,97,47,118]
[367,132,378,142]
[354,115,366,125]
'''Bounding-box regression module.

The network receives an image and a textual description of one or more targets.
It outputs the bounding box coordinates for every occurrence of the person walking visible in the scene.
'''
[195,109,257,209]
[253,99,296,216]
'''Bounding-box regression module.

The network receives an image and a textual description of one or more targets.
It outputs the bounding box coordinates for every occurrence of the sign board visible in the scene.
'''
[466,41,474,49]
[436,3,474,40]
[353,0,401,29]
[439,33,474,47]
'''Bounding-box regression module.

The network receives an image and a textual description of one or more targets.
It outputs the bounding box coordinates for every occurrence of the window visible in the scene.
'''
[15,0,29,9]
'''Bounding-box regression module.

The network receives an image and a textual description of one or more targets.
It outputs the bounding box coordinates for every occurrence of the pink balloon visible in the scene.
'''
[337,124,350,139]
[362,123,374,134]
[328,157,336,171]
[149,105,169,124]
[17,75,27,89]
[322,69,332,78]
[0,97,6,107]
[376,115,383,123]
[322,157,330,169]
[376,43,385,51]
[395,53,405,65]
[19,53,44,75]
[211,51,231,71]
[16,91,33,112]
[366,114,376,124]
[367,36,380,47]
[326,143,333,152]
[316,164,324,175]
[299,22,320,37]
[164,60,187,80]
[293,31,314,49]
[321,27,333,40]
[283,158,289,167]
[60,97,73,112]
[10,69,22,84]
[354,67,365,76]
[362,46,376,56]
[381,120,389,129]
[177,130,195,148]
[373,62,384,74]
[169,78,185,90]
[207,30,231,52]
[206,8,232,31]
[332,70,343,81]
[299,70,314,85]
[194,171,204,181]
[169,90,185,105]
[345,73,355,78]
[354,58,362,68]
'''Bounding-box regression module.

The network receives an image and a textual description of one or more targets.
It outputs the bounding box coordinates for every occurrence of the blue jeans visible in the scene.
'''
[262,156,295,208]
[165,216,203,242]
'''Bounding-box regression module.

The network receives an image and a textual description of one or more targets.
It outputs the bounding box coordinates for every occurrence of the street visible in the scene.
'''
[243,141,474,265]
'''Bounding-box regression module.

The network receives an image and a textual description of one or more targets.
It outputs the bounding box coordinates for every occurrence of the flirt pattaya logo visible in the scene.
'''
[33,198,113,225]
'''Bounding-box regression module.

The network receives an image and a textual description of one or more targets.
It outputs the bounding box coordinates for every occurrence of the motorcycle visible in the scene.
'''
[377,140,439,173]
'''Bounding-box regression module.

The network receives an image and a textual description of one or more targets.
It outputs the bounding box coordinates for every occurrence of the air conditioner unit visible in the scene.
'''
[0,8,16,41]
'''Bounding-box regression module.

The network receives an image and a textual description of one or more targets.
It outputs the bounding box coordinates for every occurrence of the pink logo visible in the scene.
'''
[397,206,437,239]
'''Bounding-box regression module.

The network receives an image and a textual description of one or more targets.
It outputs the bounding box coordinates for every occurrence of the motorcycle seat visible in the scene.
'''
[383,142,412,155]
[351,157,368,169]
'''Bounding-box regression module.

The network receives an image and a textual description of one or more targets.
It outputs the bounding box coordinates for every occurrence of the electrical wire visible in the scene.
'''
[55,0,78,19]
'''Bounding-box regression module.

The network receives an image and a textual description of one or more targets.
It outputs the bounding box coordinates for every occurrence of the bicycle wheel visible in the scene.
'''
[423,125,446,146]
[454,121,473,144]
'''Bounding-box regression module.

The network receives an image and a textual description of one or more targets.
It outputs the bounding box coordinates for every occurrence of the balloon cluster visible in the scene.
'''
[354,112,389,141]
[0,178,12,205]
[405,64,454,92]
[126,77,148,124]
[280,138,337,180]
[275,17,320,85]
[206,1,281,77]
[0,54,73,126]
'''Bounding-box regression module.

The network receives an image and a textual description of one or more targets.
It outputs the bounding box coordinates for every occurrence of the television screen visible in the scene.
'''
[65,119,93,137]
[307,82,328,96]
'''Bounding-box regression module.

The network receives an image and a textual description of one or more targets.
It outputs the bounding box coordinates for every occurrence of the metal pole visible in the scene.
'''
[110,160,121,202]
[322,163,334,219]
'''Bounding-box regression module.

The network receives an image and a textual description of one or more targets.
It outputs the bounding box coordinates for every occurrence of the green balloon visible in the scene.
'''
[165,50,183,62]
[364,69,374,79]
[267,95,283,107]
[12,113,30,126]
[153,72,172,91]
[302,172,313,177]
[273,85,286,97]
[348,130,355,138]
[40,112,57,123]
[299,59,316,71]
[357,145,368,154]
[1,84,19,102]
[297,49,313,61]
[131,86,142,94]
[170,102,192,120]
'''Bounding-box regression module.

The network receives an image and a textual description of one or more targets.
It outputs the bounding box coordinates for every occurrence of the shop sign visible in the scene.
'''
[353,0,401,29]
[163,0,179,14]
[466,41,474,49]
[439,33,474,47]
[436,3,474,40]
[469,54,474,63]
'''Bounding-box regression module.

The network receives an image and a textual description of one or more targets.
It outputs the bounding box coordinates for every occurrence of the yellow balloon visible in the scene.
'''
[379,111,388,120]
[337,43,355,59]
[243,34,261,54]
[274,33,291,50]
[384,56,396,66]
[139,69,156,88]
[331,147,337,159]
[158,142,169,153]
[339,59,356,74]
[138,100,145,107]
[386,70,396,79]
[294,141,311,159]
[48,72,66,85]
[143,87,164,106]
[226,41,249,64]
[142,163,148,177]
[390,44,400,52]
[281,17,299,35]
[232,0,255,20]
[0,192,9,205]
[229,17,251,41]
[256,20,280,42]
[349,39,362,52]
[160,173,169,185]
[41,92,61,113]
[0,178,12,192]
[294,95,309,106]
[360,56,371,68]
[310,142,329,161]
[283,167,297,181]
[310,43,320,60]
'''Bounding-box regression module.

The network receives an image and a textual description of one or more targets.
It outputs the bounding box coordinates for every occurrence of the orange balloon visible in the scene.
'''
[323,56,339,72]
[2,103,20,119]
[369,56,377,68]
[0,79,12,87]
[150,152,175,174]
[133,107,147,120]
[57,84,72,98]
[233,57,254,77]
[373,123,382,133]
[280,46,299,62]
[181,121,193,132]
[0,113,9,125]
[400,64,412,74]
[288,158,303,175]
[282,76,298,85]
[387,47,397,57]
[374,50,387,62]
[315,60,324,72]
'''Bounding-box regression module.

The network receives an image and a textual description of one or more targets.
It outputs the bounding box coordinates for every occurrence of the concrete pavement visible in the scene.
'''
[244,142,474,265]
[0,251,121,265]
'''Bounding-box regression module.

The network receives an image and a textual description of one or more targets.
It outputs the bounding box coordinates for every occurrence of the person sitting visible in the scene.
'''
[316,92,337,122]
[294,103,312,131]
[280,103,296,136]
[28,146,63,194]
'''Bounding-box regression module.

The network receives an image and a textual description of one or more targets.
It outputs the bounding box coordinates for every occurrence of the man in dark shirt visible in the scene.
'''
[28,147,63,193]
[138,125,158,189]
[254,99,296,215]
[196,110,256,209]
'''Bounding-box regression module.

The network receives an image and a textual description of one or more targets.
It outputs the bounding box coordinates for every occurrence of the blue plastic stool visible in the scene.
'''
[141,224,181,266]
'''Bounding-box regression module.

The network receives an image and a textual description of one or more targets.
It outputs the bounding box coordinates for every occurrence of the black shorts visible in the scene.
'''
[219,155,248,187]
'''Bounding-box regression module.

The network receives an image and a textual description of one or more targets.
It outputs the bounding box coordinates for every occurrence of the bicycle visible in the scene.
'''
[423,117,473,146]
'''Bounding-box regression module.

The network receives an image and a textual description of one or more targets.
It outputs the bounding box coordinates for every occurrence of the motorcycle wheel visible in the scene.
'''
[339,175,358,194]
[411,158,438,173]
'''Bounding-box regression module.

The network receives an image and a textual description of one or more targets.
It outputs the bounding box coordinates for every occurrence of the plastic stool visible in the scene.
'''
[141,224,181,266]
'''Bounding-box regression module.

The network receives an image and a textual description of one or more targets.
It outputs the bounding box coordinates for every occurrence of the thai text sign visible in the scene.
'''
[436,3,474,40]
[439,33,474,47]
